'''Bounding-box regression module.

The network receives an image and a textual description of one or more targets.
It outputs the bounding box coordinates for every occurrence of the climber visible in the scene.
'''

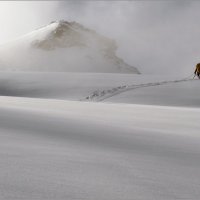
[194,63,200,79]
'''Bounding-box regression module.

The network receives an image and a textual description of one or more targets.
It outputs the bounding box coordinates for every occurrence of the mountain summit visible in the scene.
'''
[0,20,140,73]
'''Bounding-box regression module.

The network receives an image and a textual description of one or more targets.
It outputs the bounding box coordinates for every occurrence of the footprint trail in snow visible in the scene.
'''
[84,77,197,102]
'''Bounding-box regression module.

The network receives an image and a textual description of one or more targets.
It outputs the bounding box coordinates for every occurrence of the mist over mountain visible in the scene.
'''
[0,20,139,74]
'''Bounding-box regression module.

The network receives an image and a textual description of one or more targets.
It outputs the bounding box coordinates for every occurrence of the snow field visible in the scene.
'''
[0,96,200,199]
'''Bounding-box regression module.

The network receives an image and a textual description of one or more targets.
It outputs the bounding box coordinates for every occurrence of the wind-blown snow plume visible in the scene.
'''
[0,20,139,74]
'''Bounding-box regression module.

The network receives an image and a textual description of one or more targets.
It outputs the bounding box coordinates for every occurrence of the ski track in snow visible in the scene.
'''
[84,77,196,102]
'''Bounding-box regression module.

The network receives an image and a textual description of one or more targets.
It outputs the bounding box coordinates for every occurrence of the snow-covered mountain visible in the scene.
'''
[0,20,139,73]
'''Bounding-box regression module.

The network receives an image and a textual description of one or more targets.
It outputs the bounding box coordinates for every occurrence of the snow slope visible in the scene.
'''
[106,78,200,106]
[0,21,139,74]
[0,72,199,107]
[0,97,200,200]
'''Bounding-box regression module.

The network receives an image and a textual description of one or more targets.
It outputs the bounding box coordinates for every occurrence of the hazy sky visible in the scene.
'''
[0,1,200,75]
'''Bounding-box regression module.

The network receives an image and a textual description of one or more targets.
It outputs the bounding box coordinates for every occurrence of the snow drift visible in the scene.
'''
[0,20,139,74]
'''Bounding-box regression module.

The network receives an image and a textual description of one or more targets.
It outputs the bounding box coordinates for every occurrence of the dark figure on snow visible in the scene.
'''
[194,63,200,79]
